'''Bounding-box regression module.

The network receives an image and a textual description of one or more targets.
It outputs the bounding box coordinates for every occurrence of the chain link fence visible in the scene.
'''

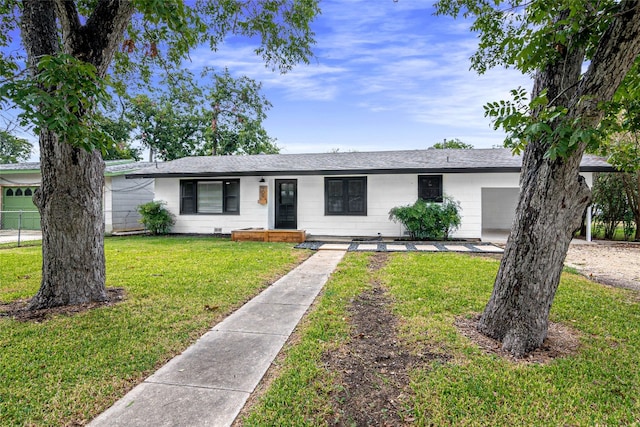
[1,209,146,246]
[0,210,41,246]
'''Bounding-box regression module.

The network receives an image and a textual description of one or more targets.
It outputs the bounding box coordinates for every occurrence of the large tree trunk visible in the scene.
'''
[30,134,108,309]
[478,2,640,356]
[22,0,134,309]
[478,143,590,355]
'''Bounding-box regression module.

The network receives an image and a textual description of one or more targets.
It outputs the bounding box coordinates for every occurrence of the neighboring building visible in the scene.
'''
[126,148,613,240]
[0,160,154,232]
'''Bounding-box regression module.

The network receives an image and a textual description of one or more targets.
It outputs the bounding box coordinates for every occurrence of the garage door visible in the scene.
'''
[1,186,41,230]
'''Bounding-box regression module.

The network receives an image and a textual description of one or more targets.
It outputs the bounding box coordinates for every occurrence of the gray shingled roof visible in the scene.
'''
[0,160,154,176]
[125,148,613,178]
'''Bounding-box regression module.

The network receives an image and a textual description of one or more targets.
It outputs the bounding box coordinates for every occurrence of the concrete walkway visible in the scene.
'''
[89,249,346,427]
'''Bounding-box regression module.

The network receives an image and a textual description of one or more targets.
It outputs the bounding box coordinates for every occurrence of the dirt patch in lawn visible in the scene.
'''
[321,253,584,425]
[322,253,446,426]
[0,287,125,322]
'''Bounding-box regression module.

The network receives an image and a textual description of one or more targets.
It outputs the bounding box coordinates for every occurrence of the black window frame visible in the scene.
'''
[418,175,443,203]
[180,179,240,215]
[324,176,367,216]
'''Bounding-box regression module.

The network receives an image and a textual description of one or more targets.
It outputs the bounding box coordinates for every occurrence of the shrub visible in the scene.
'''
[137,200,175,235]
[389,196,461,240]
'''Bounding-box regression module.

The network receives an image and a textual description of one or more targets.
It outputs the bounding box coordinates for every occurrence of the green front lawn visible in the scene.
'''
[243,252,640,426]
[3,243,639,426]
[0,236,309,426]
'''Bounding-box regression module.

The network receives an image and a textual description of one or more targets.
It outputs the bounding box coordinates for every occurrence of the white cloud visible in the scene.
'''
[185,0,533,152]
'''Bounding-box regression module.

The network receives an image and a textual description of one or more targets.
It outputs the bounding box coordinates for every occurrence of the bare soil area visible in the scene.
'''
[564,242,640,291]
[0,287,125,322]
[322,253,446,426]
[318,253,582,426]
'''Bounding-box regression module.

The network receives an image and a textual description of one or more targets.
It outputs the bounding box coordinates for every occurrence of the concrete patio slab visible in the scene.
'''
[473,245,504,253]
[355,244,379,251]
[319,243,351,250]
[89,382,249,427]
[414,244,439,251]
[443,245,471,252]
[385,244,408,251]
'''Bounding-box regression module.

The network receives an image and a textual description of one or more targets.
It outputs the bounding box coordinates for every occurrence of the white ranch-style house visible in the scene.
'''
[126,148,613,241]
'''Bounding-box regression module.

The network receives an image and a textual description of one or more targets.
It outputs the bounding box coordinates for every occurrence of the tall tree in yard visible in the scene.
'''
[0,0,318,310]
[436,0,640,355]
[0,129,32,163]
[597,59,640,240]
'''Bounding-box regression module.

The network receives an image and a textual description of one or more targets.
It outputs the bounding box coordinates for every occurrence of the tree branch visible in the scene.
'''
[576,1,640,121]
[72,0,135,76]
[53,0,81,51]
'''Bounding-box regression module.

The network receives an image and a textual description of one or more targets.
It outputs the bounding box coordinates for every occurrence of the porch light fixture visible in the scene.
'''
[259,177,266,183]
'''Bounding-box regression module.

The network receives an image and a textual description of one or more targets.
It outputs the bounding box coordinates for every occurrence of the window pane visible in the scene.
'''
[181,181,196,214]
[224,181,240,213]
[419,176,443,202]
[325,177,366,215]
[347,180,364,212]
[327,180,344,213]
[198,182,223,213]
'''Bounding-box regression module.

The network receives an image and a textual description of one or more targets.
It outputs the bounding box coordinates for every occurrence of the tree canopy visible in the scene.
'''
[430,138,473,149]
[0,0,319,310]
[126,68,278,161]
[0,129,32,163]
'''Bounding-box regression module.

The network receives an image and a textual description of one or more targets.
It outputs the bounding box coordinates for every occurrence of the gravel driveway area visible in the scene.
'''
[564,241,640,291]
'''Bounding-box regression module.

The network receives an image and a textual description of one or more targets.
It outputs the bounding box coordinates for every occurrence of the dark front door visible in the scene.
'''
[275,179,297,229]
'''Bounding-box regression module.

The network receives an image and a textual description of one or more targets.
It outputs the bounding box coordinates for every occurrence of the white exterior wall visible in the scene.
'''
[154,171,595,239]
[155,176,270,234]
[291,174,417,237]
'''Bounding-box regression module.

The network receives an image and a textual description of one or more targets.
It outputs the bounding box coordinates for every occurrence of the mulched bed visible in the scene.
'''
[0,287,126,322]
[456,315,581,364]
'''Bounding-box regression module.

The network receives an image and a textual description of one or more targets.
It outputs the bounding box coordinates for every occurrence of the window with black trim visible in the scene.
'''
[418,175,443,202]
[325,177,367,215]
[180,179,240,214]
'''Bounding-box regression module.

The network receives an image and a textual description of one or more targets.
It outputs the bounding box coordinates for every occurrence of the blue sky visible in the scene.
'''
[188,0,532,154]
[10,1,533,161]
